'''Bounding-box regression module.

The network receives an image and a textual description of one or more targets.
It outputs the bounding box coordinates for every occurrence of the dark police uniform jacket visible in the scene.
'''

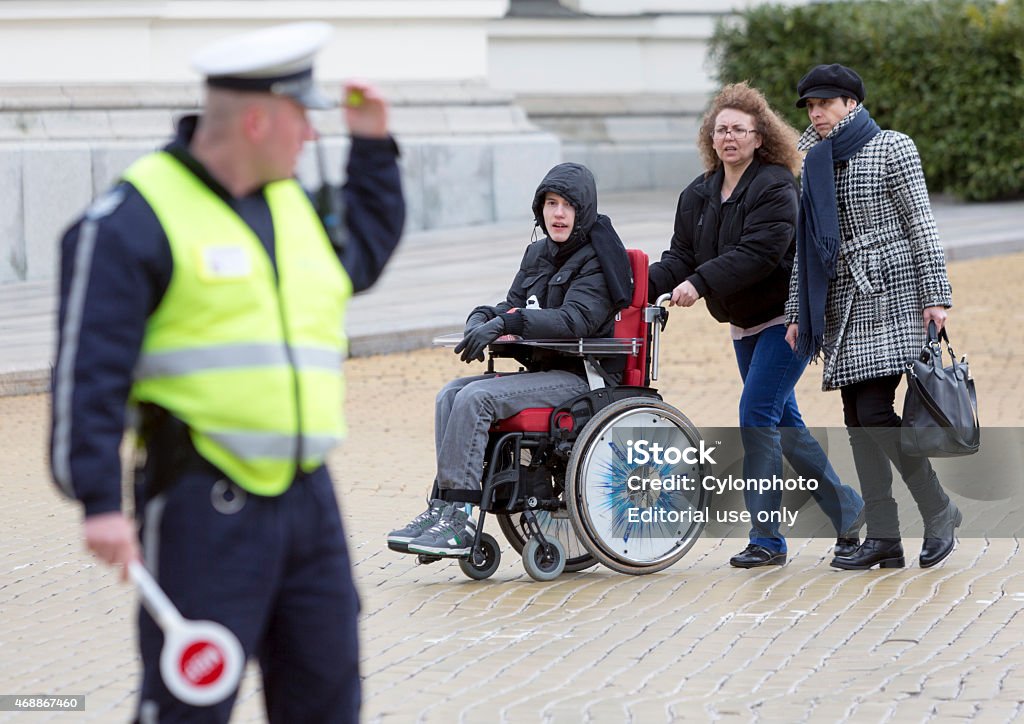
[51,116,405,516]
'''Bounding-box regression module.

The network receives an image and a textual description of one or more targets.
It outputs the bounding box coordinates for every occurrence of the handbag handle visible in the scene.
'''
[925,321,956,362]
[926,320,948,343]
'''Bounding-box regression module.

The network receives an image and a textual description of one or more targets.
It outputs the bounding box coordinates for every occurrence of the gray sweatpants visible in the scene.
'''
[435,371,590,492]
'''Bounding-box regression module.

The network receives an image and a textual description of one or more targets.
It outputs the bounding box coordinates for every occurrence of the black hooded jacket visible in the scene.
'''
[648,159,798,328]
[468,163,633,375]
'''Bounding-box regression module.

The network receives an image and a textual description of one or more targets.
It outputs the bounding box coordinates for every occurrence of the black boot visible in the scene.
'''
[834,506,866,557]
[920,501,963,568]
[729,544,787,569]
[833,538,860,558]
[831,538,905,570]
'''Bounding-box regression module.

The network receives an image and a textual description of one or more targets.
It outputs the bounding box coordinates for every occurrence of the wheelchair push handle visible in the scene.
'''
[649,293,672,381]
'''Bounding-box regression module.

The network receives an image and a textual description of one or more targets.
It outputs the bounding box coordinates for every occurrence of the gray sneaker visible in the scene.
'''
[387,499,446,552]
[407,504,477,557]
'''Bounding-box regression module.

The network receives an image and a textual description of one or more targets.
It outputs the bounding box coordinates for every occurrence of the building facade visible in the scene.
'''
[0,0,808,283]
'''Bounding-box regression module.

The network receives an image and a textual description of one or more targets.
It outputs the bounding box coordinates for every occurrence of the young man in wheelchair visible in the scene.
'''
[387,162,633,557]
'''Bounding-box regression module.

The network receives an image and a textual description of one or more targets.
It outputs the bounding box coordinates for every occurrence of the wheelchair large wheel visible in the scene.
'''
[566,397,709,575]
[496,511,597,572]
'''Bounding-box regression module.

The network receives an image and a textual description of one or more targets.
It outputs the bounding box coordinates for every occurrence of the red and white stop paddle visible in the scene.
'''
[128,562,245,706]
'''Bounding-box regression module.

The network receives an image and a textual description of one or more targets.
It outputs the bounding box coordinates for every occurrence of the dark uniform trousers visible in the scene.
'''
[134,453,360,724]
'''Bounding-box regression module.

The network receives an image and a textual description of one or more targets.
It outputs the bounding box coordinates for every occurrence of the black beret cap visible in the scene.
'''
[795,63,866,108]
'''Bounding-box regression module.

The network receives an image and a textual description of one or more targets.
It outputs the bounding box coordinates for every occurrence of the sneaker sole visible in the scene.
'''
[388,540,413,553]
[388,525,442,548]
[407,542,472,557]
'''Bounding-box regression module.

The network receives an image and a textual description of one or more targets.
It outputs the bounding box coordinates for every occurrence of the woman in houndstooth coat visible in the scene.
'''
[784,64,961,572]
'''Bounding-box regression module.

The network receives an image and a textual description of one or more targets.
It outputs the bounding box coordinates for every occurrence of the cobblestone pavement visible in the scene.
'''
[1,253,1022,722]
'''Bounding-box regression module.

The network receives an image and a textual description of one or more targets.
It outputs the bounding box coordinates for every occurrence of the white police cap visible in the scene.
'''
[192,22,336,110]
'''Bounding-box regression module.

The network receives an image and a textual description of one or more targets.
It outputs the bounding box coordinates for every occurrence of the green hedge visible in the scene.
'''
[708,0,1024,201]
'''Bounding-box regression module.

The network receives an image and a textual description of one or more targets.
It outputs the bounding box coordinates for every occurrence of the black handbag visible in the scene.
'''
[902,323,980,457]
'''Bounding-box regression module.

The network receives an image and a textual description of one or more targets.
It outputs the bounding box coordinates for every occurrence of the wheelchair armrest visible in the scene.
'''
[432,332,464,347]
[433,332,640,356]
[490,337,641,357]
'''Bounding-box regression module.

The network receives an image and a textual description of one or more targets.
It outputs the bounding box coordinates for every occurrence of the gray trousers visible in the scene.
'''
[435,371,590,494]
[841,375,950,539]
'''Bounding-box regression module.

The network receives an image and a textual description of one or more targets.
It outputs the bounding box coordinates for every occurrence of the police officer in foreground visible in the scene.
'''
[50,22,404,722]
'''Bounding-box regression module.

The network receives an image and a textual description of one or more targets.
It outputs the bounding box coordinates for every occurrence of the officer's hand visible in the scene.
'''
[343,81,388,139]
[464,311,491,336]
[454,316,505,363]
[84,512,140,582]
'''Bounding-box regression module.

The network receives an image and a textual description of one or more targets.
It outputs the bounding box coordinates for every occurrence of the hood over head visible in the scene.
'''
[532,163,598,242]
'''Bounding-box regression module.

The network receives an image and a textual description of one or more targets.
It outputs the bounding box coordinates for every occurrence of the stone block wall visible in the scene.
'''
[0,82,561,283]
[489,7,716,194]
[519,93,706,193]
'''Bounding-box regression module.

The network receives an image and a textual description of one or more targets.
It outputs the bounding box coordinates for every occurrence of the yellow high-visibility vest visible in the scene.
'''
[124,151,352,495]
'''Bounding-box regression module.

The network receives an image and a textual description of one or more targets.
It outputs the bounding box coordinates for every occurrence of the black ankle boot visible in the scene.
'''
[729,544,787,569]
[920,503,963,568]
[831,538,905,570]
[833,538,860,557]
[834,506,866,557]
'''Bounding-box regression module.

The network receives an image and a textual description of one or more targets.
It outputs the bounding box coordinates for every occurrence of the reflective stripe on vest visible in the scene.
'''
[124,151,353,496]
[134,343,342,380]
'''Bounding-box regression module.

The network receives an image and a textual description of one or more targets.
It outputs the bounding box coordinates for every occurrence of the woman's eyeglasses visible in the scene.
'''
[711,127,757,140]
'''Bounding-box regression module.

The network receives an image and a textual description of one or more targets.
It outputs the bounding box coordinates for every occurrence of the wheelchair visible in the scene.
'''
[425,250,709,581]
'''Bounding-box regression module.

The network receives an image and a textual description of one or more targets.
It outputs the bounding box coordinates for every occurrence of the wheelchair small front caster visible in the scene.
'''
[522,537,566,581]
[458,533,501,580]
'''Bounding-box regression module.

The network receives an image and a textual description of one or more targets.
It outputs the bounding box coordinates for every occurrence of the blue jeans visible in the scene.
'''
[733,324,863,553]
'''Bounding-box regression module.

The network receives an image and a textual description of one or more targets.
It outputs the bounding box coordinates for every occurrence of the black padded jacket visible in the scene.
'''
[648,159,798,329]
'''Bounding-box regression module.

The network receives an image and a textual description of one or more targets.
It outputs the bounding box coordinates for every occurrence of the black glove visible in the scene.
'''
[463,310,491,336]
[454,316,505,363]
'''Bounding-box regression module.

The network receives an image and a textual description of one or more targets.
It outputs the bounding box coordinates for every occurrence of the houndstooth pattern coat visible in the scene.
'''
[785,105,953,391]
